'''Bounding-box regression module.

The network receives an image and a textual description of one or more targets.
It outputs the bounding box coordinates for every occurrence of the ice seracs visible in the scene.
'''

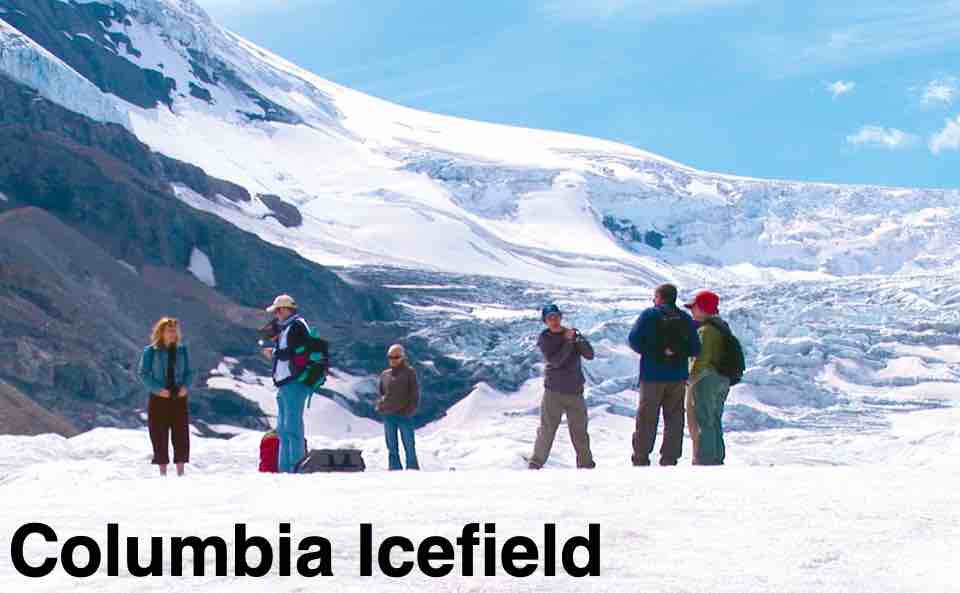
[0,19,129,126]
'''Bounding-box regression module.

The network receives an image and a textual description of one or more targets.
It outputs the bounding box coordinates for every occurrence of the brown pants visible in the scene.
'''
[633,381,686,465]
[148,394,190,465]
[530,390,595,468]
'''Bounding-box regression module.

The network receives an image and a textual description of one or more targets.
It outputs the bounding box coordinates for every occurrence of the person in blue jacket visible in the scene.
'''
[139,317,194,477]
[627,284,701,466]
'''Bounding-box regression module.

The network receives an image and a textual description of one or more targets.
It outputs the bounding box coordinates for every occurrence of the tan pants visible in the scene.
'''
[686,384,701,464]
[529,390,595,468]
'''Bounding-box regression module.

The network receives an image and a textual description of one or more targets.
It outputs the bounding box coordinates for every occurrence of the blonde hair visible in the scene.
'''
[150,317,180,348]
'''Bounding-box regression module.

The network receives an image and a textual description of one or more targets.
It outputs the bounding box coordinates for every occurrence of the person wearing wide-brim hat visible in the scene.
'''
[260,294,313,473]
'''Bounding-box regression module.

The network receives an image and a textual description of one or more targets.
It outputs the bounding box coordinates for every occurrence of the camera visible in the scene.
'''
[258,319,279,348]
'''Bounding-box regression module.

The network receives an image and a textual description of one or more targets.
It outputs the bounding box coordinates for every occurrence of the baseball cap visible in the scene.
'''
[541,303,562,322]
[684,291,720,315]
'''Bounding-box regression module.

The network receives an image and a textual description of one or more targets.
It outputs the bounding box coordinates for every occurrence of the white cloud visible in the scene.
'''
[846,126,917,150]
[929,115,960,154]
[541,0,747,22]
[826,80,856,98]
[921,77,957,106]
[766,3,960,74]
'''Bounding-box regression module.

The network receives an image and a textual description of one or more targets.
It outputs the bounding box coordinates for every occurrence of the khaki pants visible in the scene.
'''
[529,390,595,468]
[632,381,686,465]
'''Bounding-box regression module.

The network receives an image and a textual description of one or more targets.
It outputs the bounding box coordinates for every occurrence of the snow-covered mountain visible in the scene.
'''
[5,0,959,288]
[1,0,958,464]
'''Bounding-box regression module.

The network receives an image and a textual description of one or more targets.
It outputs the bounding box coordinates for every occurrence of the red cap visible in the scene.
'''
[684,290,720,315]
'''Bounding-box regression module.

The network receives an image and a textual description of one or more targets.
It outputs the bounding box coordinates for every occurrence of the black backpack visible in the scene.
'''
[295,449,366,473]
[704,318,746,386]
[654,308,692,364]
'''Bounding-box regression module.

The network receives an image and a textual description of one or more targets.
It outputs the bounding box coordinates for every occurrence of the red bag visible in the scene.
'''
[259,431,280,473]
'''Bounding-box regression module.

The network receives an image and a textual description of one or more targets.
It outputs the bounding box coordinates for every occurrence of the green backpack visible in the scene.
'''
[704,318,745,386]
[295,329,330,398]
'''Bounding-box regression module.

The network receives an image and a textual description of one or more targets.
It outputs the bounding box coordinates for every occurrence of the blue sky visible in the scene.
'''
[196,0,960,189]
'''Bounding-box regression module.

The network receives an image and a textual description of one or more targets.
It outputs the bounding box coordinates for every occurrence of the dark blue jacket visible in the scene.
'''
[628,305,701,382]
[139,344,194,394]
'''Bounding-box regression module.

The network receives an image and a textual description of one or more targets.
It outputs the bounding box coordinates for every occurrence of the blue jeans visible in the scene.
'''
[277,381,311,473]
[383,415,419,470]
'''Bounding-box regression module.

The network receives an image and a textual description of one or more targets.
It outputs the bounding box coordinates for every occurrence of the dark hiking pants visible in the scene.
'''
[693,373,730,465]
[148,394,190,465]
[530,390,595,468]
[633,381,686,465]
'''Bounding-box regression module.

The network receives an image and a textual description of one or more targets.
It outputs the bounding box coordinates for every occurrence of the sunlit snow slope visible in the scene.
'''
[5,0,959,287]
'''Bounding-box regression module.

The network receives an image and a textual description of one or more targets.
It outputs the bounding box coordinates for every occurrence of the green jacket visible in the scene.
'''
[690,316,729,383]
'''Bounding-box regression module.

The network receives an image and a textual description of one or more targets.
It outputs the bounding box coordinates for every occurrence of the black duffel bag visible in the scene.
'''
[295,449,366,473]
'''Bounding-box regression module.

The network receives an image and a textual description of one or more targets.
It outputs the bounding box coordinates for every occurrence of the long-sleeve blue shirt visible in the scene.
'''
[627,305,701,382]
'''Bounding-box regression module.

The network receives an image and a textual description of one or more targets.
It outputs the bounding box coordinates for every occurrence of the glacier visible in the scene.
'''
[0,18,129,126]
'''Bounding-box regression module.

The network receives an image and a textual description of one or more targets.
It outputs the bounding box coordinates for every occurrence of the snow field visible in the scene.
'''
[0,420,957,592]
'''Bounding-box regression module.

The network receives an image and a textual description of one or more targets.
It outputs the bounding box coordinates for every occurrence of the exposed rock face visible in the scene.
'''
[0,70,488,431]
[157,155,251,203]
[0,206,271,431]
[185,47,303,125]
[259,194,303,228]
[0,380,78,437]
[0,74,391,324]
[0,0,176,109]
[0,72,406,431]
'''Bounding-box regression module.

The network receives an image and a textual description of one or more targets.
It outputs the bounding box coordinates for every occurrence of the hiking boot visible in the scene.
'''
[578,461,597,469]
[528,462,542,470]
[631,456,650,467]
[659,458,678,466]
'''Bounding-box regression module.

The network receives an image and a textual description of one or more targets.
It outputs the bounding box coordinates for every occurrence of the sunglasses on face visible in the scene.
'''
[388,355,403,360]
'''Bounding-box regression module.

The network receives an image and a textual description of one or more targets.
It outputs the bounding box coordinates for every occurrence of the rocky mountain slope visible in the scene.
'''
[0,70,481,433]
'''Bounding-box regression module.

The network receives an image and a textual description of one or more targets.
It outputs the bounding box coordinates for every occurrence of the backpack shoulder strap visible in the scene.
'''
[704,318,731,335]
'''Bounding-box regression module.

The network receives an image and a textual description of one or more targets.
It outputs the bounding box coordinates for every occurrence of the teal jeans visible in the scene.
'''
[277,381,311,473]
[693,373,730,465]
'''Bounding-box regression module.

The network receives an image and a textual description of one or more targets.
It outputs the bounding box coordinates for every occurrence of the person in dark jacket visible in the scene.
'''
[139,317,194,477]
[377,344,420,470]
[528,304,596,470]
[627,284,701,466]
[260,294,312,473]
